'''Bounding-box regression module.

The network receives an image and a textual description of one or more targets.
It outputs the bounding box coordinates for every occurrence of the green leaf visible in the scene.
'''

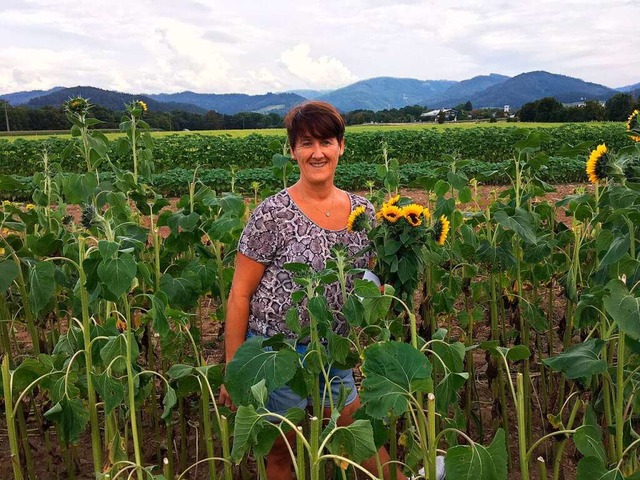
[604,279,640,341]
[0,259,19,293]
[600,234,630,267]
[167,364,194,380]
[542,339,607,379]
[444,428,507,480]
[327,331,351,365]
[322,415,377,464]
[162,385,177,421]
[97,253,136,298]
[63,173,97,204]
[100,335,139,374]
[91,371,125,415]
[354,279,381,298]
[360,342,432,418]
[231,404,302,462]
[150,291,170,337]
[225,337,300,406]
[576,456,624,480]
[44,397,89,444]
[0,174,26,191]
[98,240,119,259]
[29,260,56,313]
[342,295,365,327]
[493,208,538,245]
[574,406,606,465]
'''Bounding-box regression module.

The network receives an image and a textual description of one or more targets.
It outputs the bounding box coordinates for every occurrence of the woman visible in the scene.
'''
[218,101,428,479]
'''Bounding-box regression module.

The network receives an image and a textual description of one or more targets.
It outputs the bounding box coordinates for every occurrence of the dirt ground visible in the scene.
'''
[0,184,589,479]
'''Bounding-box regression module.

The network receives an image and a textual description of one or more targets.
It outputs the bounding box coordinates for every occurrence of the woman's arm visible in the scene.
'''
[219,252,266,408]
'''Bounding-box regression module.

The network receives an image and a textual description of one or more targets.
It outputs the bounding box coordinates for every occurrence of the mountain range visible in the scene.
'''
[1,71,637,115]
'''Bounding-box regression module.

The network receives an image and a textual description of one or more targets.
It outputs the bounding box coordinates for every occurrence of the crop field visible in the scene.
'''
[0,121,620,142]
[1,101,640,480]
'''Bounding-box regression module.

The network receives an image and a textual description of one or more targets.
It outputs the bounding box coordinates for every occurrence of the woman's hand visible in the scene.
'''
[218,384,236,411]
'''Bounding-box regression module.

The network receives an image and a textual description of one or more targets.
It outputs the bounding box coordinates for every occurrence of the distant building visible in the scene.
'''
[420,108,459,122]
[504,105,510,113]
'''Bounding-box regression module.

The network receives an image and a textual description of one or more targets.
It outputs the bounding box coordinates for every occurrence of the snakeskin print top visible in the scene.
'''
[238,189,374,339]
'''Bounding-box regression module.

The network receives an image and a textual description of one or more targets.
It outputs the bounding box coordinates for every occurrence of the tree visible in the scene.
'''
[605,93,634,121]
[464,101,473,111]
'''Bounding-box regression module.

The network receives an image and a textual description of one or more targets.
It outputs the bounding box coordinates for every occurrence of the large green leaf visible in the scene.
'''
[0,174,26,191]
[230,404,302,462]
[44,397,89,444]
[162,385,177,421]
[600,234,630,267]
[29,260,56,313]
[0,259,19,293]
[91,371,125,415]
[321,412,377,464]
[100,335,139,374]
[12,355,53,394]
[225,337,300,406]
[576,456,624,480]
[493,208,538,245]
[97,253,136,298]
[444,428,507,480]
[604,279,640,341]
[542,339,607,379]
[63,173,98,204]
[360,342,432,418]
[573,406,606,465]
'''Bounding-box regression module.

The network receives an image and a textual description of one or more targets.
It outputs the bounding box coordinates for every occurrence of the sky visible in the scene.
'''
[1,0,639,96]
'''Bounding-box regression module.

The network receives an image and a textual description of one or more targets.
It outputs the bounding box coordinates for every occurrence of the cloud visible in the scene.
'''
[279,44,358,89]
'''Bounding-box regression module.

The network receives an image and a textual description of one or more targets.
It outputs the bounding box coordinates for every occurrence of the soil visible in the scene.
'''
[0,184,589,479]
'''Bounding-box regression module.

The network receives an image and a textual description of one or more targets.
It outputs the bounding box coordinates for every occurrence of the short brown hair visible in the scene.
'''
[284,101,345,148]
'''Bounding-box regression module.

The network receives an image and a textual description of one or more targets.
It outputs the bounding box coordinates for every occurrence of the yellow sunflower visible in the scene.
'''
[402,204,425,227]
[626,110,639,131]
[627,110,640,142]
[434,215,450,245]
[26,204,35,211]
[137,100,148,113]
[347,205,368,232]
[380,204,402,223]
[385,194,401,207]
[586,144,609,184]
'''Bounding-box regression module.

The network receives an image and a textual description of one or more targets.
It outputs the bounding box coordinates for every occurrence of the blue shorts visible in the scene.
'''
[248,334,358,416]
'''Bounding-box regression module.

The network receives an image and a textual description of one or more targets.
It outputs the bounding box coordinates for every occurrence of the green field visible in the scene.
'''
[0,121,620,141]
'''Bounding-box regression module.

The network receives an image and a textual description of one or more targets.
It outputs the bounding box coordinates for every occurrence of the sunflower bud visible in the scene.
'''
[81,205,97,229]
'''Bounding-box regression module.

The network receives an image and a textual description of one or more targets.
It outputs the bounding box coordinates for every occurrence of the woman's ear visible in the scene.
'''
[339,138,345,156]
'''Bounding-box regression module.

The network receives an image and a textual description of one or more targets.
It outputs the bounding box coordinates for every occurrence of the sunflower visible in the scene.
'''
[385,194,401,207]
[402,204,425,227]
[0,247,4,256]
[380,204,402,223]
[626,110,639,131]
[25,204,35,211]
[137,100,148,113]
[433,215,450,245]
[65,96,90,115]
[347,205,368,232]
[586,144,609,184]
[627,110,640,142]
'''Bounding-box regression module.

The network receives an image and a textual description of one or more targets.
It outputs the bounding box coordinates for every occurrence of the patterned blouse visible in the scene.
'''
[238,189,374,339]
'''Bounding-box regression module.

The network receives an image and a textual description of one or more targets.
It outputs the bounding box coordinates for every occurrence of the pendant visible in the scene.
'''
[325,212,331,217]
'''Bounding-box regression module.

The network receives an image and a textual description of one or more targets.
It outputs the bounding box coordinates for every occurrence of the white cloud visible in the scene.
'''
[279,44,358,89]
[0,0,638,94]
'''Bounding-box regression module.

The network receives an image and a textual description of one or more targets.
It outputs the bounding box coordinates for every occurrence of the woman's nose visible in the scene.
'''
[311,142,324,157]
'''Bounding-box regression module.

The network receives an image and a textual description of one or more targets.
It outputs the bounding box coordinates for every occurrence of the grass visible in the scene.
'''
[0,121,621,141]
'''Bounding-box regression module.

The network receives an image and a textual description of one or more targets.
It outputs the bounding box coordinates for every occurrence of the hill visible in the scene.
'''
[466,71,617,108]
[25,86,206,114]
[423,73,510,107]
[317,77,456,112]
[145,91,306,115]
[0,87,66,105]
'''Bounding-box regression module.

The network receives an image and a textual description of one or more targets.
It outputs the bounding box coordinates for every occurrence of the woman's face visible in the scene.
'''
[290,135,345,186]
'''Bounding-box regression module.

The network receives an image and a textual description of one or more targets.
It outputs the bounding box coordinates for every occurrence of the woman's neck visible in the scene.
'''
[291,181,335,201]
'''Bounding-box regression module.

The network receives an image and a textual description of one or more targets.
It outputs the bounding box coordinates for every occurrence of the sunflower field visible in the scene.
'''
[1,101,640,480]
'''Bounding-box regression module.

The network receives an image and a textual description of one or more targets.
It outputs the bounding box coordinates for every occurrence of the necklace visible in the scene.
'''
[306,189,336,217]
